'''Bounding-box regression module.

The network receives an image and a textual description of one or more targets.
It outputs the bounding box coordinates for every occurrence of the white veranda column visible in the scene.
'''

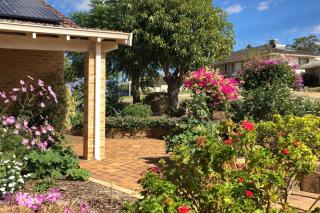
[94,40,102,160]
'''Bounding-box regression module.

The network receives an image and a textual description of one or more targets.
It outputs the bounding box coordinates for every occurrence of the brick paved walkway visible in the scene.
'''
[66,135,166,192]
[66,135,320,211]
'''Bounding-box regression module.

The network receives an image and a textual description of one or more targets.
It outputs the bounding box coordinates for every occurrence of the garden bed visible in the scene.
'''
[0,180,136,213]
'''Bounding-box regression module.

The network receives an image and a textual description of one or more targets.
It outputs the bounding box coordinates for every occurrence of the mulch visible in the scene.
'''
[0,180,137,213]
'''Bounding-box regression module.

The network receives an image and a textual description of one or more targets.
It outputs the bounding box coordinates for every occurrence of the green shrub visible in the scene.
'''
[106,116,178,131]
[66,168,90,181]
[128,118,317,212]
[32,178,58,193]
[121,103,152,118]
[257,115,320,157]
[287,94,320,117]
[26,143,81,179]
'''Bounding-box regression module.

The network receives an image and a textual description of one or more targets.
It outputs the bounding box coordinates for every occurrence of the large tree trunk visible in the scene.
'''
[131,69,141,103]
[166,77,181,110]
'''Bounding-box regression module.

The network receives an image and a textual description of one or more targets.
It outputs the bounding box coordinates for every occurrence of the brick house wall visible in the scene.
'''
[0,49,64,92]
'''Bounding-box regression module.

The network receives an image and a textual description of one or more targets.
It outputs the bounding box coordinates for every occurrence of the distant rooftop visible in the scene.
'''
[219,39,320,64]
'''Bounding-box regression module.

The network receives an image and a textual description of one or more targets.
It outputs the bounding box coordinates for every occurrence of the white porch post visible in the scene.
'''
[94,40,102,160]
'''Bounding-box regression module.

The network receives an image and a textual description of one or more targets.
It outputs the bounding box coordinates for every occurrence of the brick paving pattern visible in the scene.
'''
[66,135,320,211]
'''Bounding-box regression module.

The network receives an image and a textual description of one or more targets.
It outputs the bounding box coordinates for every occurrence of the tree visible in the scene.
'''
[71,0,158,103]
[127,0,234,109]
[289,35,320,54]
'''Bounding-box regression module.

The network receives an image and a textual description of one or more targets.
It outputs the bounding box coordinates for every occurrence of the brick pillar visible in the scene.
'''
[83,51,95,160]
[83,50,107,160]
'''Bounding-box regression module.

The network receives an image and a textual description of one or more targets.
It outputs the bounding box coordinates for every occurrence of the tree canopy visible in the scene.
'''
[289,35,320,54]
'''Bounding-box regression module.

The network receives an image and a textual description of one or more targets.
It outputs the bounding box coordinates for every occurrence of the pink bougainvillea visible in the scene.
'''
[184,67,240,109]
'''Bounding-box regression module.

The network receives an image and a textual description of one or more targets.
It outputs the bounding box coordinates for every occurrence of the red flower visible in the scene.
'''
[281,148,289,155]
[149,166,160,174]
[178,206,190,213]
[224,138,233,145]
[238,177,244,183]
[245,190,254,198]
[241,120,255,131]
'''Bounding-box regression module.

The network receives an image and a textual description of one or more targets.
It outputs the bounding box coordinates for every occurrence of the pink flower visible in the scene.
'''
[45,188,61,203]
[39,91,43,96]
[0,91,6,99]
[14,192,33,208]
[22,139,29,145]
[5,116,16,125]
[11,95,17,101]
[35,131,41,136]
[38,79,45,87]
[20,80,25,85]
[40,102,45,108]
[30,84,35,92]
[196,89,201,94]
[246,190,254,198]
[13,129,19,135]
[38,141,48,151]
[15,123,21,129]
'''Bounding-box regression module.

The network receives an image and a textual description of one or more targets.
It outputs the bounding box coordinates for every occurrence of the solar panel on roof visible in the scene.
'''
[0,0,61,24]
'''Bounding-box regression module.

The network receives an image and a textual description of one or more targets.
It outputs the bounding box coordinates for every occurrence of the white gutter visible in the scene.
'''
[0,21,131,42]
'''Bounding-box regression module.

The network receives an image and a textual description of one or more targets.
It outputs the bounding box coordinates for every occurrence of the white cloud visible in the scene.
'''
[311,24,320,34]
[225,4,246,15]
[257,0,273,11]
[75,0,91,11]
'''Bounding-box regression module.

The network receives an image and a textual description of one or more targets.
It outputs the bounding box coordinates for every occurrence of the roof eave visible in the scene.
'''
[0,21,133,46]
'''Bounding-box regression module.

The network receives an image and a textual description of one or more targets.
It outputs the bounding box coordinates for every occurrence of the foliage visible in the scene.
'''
[26,143,81,179]
[241,59,296,90]
[106,116,178,131]
[240,85,292,121]
[256,115,320,157]
[184,94,210,121]
[128,119,317,212]
[32,178,58,193]
[239,58,301,121]
[121,104,152,118]
[184,67,240,111]
[66,168,90,181]
[0,154,29,196]
[289,35,320,55]
[106,80,125,116]
[287,94,320,117]
[144,92,169,116]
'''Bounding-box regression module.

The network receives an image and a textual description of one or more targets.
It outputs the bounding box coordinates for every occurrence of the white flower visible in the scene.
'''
[8,183,14,188]
[0,188,5,192]
[9,176,14,180]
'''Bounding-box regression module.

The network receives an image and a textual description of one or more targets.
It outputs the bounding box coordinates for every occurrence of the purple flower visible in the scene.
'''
[38,141,48,151]
[45,188,61,203]
[14,192,33,208]
[5,116,16,125]
[3,193,13,203]
[80,202,90,213]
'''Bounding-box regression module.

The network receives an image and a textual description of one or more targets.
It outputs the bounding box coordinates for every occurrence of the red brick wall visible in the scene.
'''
[0,49,64,92]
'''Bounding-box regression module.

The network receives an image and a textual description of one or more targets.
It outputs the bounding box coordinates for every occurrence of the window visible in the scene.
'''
[299,58,309,65]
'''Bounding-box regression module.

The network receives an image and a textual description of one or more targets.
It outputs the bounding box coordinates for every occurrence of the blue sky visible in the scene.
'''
[47,0,320,51]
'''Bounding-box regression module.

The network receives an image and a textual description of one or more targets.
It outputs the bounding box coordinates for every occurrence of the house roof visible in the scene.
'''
[0,0,133,46]
[219,44,320,64]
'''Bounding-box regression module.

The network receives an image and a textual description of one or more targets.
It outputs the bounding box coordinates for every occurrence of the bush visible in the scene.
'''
[144,92,169,116]
[239,58,300,121]
[257,115,320,157]
[26,143,80,179]
[287,94,320,117]
[106,116,178,131]
[121,104,152,118]
[0,154,29,196]
[66,168,90,181]
[127,118,318,212]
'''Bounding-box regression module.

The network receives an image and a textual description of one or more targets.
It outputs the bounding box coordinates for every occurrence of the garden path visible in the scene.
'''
[66,135,320,211]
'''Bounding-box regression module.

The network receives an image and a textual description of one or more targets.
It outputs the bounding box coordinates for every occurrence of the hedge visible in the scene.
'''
[106,116,179,131]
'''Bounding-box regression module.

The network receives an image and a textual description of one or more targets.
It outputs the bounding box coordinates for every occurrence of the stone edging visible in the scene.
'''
[88,177,142,199]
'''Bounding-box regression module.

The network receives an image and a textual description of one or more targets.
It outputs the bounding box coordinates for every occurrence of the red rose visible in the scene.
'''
[224,138,233,145]
[238,177,244,183]
[149,166,160,174]
[245,190,254,198]
[241,120,255,131]
[281,148,289,155]
[178,206,190,213]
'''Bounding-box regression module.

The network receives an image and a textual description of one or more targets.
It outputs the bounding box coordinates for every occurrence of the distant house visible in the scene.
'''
[300,61,320,86]
[215,40,320,80]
